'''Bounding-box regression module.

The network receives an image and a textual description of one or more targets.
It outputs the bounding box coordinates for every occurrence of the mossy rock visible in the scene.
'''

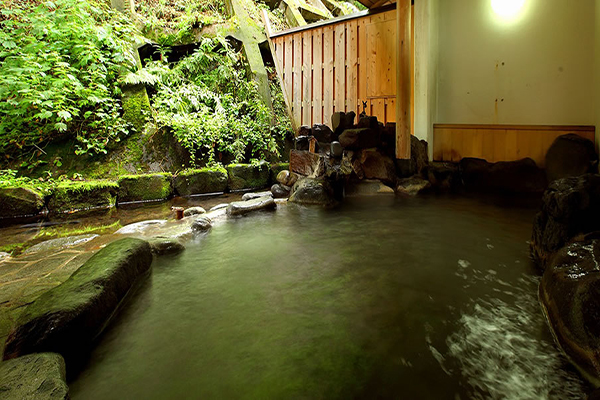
[47,181,118,214]
[3,238,152,363]
[227,162,270,190]
[122,84,151,133]
[173,167,228,196]
[270,162,289,183]
[0,353,69,399]
[117,173,173,203]
[0,187,45,218]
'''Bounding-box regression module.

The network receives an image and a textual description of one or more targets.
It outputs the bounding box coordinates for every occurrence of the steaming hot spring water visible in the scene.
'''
[69,195,589,399]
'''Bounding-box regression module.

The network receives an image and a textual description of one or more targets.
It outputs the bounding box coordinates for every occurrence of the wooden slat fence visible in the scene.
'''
[270,8,398,129]
[433,124,596,167]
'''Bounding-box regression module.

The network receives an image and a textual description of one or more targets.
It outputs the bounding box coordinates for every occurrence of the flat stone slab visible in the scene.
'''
[0,352,68,399]
[242,191,273,201]
[23,234,99,255]
[226,196,276,216]
[116,220,167,234]
[3,238,153,362]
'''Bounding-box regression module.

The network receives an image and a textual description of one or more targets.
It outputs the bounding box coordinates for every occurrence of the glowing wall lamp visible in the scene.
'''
[491,0,526,21]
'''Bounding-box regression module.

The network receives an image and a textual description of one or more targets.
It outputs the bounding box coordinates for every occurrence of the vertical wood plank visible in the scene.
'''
[433,127,443,161]
[505,129,518,161]
[284,36,293,119]
[396,0,411,159]
[372,98,385,122]
[450,129,464,162]
[302,29,312,126]
[441,129,452,161]
[481,129,494,162]
[346,20,358,116]
[312,28,323,125]
[470,128,484,159]
[492,129,507,162]
[323,25,334,127]
[292,33,302,130]
[386,98,396,124]
[358,19,367,114]
[334,23,346,112]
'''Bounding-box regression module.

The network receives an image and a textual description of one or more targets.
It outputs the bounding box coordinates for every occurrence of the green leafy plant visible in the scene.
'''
[148,36,288,165]
[0,0,139,157]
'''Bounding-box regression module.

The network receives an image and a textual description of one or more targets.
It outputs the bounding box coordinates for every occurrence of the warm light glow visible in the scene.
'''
[491,0,526,19]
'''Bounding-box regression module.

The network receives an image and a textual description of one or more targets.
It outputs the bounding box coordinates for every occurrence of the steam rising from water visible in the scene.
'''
[446,275,586,399]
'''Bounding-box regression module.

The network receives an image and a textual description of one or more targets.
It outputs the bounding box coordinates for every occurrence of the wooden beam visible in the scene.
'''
[261,10,298,132]
[395,0,411,159]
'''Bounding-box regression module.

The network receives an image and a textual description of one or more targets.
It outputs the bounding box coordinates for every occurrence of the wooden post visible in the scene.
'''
[396,0,412,159]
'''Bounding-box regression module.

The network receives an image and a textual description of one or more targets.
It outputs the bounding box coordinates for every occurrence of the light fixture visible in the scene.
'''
[491,0,526,20]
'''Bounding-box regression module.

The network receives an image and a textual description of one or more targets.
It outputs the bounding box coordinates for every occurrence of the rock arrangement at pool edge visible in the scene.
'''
[532,173,600,387]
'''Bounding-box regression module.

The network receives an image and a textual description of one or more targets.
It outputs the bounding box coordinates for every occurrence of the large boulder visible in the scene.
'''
[117,173,173,203]
[289,178,337,206]
[396,176,431,196]
[460,157,547,193]
[539,237,600,386]
[427,162,460,192]
[312,124,334,143]
[545,134,598,183]
[290,150,325,177]
[0,353,68,399]
[271,183,290,198]
[183,206,206,217]
[352,149,397,185]
[0,187,45,218]
[338,128,380,150]
[148,238,185,255]
[226,196,276,216]
[48,181,118,214]
[331,111,356,136]
[276,170,299,187]
[173,167,228,196]
[531,174,600,268]
[191,216,212,232]
[3,238,152,362]
[295,135,319,152]
[227,162,270,191]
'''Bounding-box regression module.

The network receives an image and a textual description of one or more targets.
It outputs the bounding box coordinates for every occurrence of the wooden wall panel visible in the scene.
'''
[271,9,397,130]
[302,30,312,126]
[313,28,323,125]
[433,124,596,166]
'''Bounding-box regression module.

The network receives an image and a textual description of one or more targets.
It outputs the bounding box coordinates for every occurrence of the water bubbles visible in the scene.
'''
[446,278,585,399]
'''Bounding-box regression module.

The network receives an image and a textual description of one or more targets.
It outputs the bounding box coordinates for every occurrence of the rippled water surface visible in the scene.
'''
[70,195,588,399]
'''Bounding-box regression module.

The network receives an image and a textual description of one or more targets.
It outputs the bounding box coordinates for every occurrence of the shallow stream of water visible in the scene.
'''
[69,195,587,399]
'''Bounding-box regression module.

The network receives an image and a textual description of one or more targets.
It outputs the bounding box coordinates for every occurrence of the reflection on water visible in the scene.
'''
[69,195,587,399]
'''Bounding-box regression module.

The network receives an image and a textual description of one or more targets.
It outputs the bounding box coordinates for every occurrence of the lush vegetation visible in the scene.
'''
[129,37,290,165]
[135,0,227,45]
[0,0,139,158]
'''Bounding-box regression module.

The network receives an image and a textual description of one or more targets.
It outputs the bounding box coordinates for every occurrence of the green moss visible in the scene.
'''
[122,84,151,133]
[174,167,228,195]
[47,180,119,214]
[4,238,153,360]
[34,221,122,241]
[0,242,26,255]
[117,173,173,202]
[226,162,270,190]
[0,186,46,218]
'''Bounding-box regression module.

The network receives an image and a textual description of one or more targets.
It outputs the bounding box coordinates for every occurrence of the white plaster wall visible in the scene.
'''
[436,0,595,125]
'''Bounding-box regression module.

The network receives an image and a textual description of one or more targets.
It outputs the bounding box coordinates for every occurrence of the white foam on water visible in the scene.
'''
[487,244,495,250]
[446,276,586,400]
[458,260,471,269]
